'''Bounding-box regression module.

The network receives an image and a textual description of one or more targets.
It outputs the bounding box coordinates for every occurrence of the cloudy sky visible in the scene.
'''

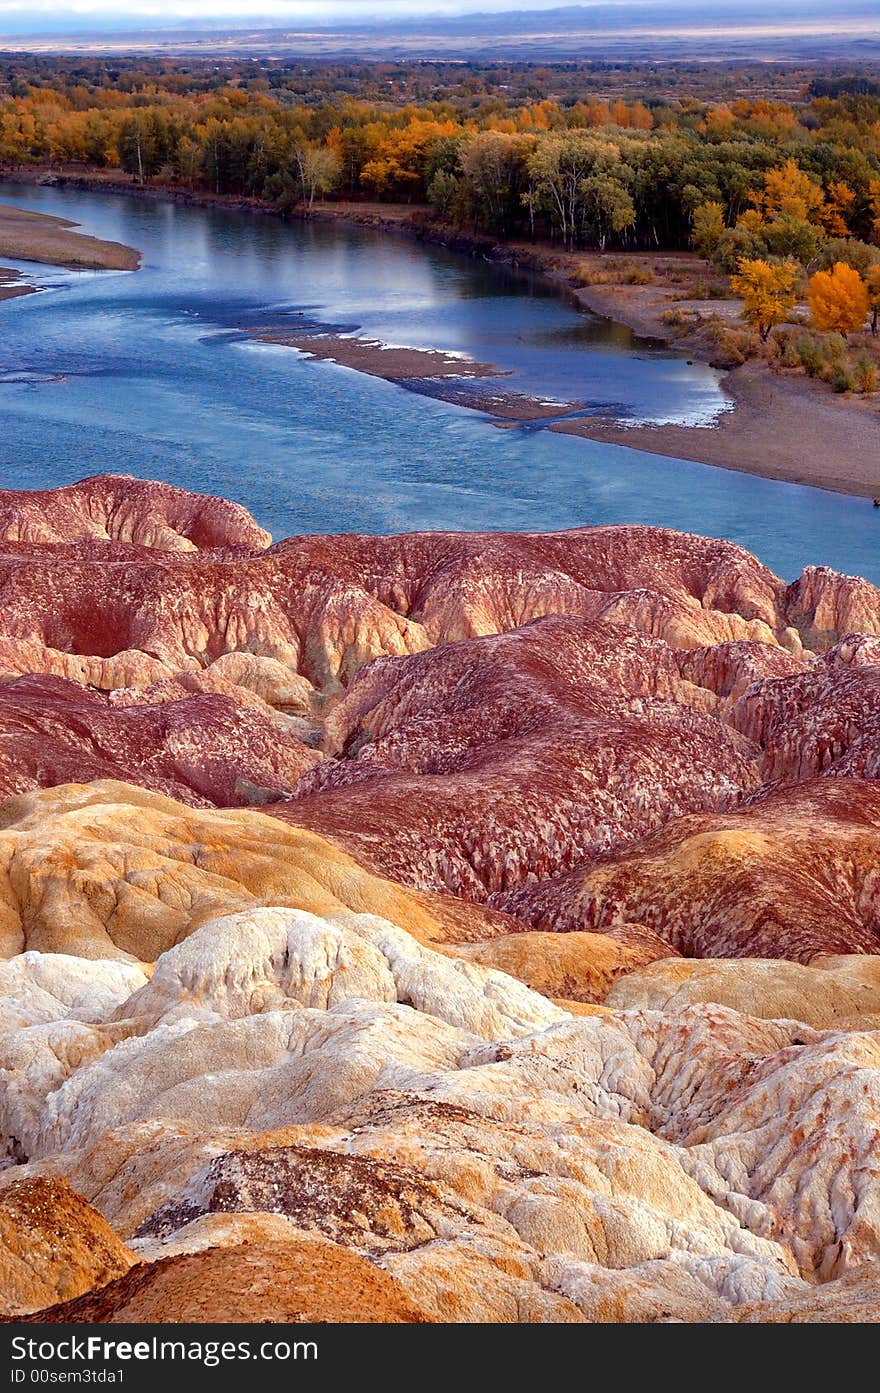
[0,0,739,30]
[0,0,581,26]
[0,0,870,33]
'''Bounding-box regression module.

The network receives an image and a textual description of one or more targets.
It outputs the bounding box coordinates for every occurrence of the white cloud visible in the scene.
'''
[0,0,583,14]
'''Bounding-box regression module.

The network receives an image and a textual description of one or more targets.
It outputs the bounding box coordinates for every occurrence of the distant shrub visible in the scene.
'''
[830,366,855,393]
[574,259,654,286]
[705,321,760,366]
[816,333,849,382]
[824,333,848,360]
[852,351,879,394]
[713,223,766,274]
[620,263,654,284]
[794,332,825,376]
[764,331,783,363]
[778,333,802,368]
[571,265,603,286]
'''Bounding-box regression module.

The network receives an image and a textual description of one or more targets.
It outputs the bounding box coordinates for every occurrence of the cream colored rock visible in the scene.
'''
[118,906,565,1038]
[606,954,880,1027]
[0,952,147,1029]
[0,781,506,961]
[0,938,842,1309]
[1,796,879,1321]
[625,1004,880,1279]
[196,652,315,712]
[5,899,880,1310]
[730,1263,880,1321]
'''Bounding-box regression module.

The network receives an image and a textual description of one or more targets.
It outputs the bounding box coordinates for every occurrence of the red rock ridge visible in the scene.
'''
[0,473,270,552]
[281,615,761,899]
[0,674,320,807]
[497,777,880,960]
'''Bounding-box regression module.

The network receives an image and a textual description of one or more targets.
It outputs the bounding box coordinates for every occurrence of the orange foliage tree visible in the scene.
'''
[809,262,870,338]
[360,117,459,198]
[730,258,798,341]
[822,180,856,237]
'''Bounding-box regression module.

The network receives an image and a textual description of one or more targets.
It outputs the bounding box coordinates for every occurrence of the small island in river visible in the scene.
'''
[0,201,140,299]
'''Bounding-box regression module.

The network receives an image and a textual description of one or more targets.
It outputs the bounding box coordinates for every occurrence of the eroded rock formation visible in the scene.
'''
[284,617,762,897]
[2,476,880,1323]
[5,893,880,1322]
[0,1177,134,1316]
[499,778,880,959]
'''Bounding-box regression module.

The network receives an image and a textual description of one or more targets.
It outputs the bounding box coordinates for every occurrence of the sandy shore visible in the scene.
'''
[558,260,717,342]
[259,330,501,380]
[259,329,581,419]
[0,265,33,303]
[0,201,140,300]
[551,361,880,498]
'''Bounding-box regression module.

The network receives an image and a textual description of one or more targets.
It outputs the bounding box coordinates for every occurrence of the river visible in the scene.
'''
[0,181,877,583]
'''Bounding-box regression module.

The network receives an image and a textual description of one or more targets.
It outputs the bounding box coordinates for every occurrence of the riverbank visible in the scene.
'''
[309,204,880,498]
[0,200,140,300]
[2,170,878,497]
[545,261,880,497]
[0,265,31,303]
[256,329,583,419]
[550,363,879,497]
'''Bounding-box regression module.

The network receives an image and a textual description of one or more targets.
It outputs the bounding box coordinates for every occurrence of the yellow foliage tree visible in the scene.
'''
[808,262,870,338]
[866,264,880,336]
[749,158,825,225]
[691,200,725,259]
[730,258,798,341]
[360,117,459,197]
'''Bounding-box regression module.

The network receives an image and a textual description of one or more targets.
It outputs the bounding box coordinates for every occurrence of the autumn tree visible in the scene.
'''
[427,167,459,220]
[175,134,202,188]
[118,112,158,183]
[579,169,635,248]
[749,159,826,225]
[292,143,341,208]
[458,131,532,238]
[691,200,725,259]
[809,261,869,338]
[869,179,880,245]
[730,258,799,341]
[822,180,856,237]
[865,264,880,335]
[527,133,597,249]
[528,133,632,249]
[360,117,458,200]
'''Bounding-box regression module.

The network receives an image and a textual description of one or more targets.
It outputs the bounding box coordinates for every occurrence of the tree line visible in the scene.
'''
[0,61,879,261]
